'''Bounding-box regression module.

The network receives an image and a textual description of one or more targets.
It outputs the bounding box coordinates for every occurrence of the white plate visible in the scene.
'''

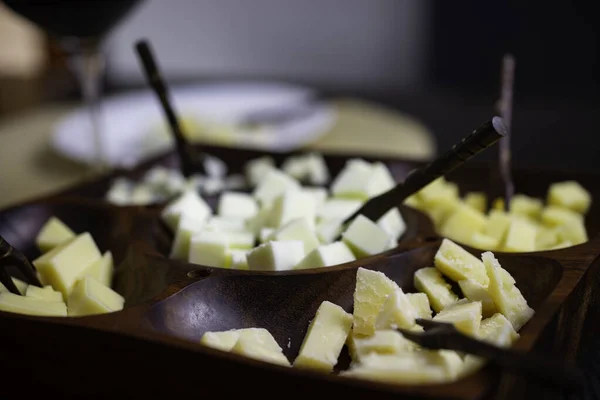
[51,81,336,168]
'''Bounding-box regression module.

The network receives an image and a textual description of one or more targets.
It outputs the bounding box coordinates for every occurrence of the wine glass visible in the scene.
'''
[2,0,142,172]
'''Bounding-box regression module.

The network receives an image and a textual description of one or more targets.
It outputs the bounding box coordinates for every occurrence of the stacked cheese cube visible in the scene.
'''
[199,239,533,385]
[163,154,407,271]
[0,217,125,317]
[405,177,591,252]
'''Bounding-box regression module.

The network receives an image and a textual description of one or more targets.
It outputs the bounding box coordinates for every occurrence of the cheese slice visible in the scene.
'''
[67,276,125,316]
[375,283,417,330]
[35,216,75,253]
[231,328,290,366]
[200,330,241,351]
[432,300,482,337]
[82,251,114,287]
[352,267,396,336]
[0,292,67,316]
[414,267,459,313]
[25,285,63,302]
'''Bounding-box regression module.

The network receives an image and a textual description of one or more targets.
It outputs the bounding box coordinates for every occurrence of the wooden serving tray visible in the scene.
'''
[0,145,598,399]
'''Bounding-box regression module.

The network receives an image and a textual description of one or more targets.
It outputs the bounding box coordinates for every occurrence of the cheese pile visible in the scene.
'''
[200,239,533,384]
[162,154,406,270]
[0,217,124,317]
[405,177,591,252]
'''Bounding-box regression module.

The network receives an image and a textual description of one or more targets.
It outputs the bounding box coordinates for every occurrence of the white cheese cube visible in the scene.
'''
[348,330,418,361]
[305,153,330,185]
[281,155,308,180]
[226,249,249,270]
[105,178,133,205]
[129,184,156,205]
[247,241,305,271]
[294,301,353,371]
[369,162,396,197]
[225,230,256,250]
[205,216,247,232]
[316,198,363,221]
[200,330,240,351]
[0,292,67,317]
[231,328,290,366]
[35,216,75,253]
[245,156,276,187]
[170,215,206,260]
[375,283,417,330]
[252,169,301,206]
[82,251,114,287]
[270,218,320,255]
[353,267,397,336]
[302,186,328,207]
[295,241,356,269]
[161,190,212,231]
[342,215,392,258]
[245,206,271,234]
[203,154,228,178]
[142,165,171,187]
[25,285,63,302]
[267,191,316,228]
[189,231,230,268]
[377,208,406,241]
[218,191,258,219]
[259,227,275,243]
[330,159,374,200]
[67,276,125,316]
[316,218,343,244]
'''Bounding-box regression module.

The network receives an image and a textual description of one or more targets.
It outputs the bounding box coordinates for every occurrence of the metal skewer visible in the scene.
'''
[496,53,516,211]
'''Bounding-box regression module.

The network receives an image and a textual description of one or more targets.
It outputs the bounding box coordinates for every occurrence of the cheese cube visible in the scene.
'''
[458,279,498,317]
[477,313,519,347]
[369,162,396,196]
[200,330,240,351]
[169,215,206,260]
[503,218,537,252]
[161,190,212,231]
[557,218,588,245]
[35,216,76,253]
[245,206,271,234]
[541,205,583,227]
[295,241,356,269]
[205,216,247,232]
[535,227,560,250]
[547,181,591,214]
[225,249,249,270]
[433,301,482,337]
[81,251,114,288]
[423,350,465,381]
[0,292,67,316]
[129,184,155,205]
[330,159,375,201]
[281,155,308,180]
[188,231,229,268]
[283,153,330,185]
[0,277,29,295]
[414,267,459,313]
[464,192,487,213]
[67,276,125,316]
[434,238,489,286]
[202,176,225,196]
[348,330,418,361]
[202,154,228,179]
[217,191,258,219]
[403,193,421,209]
[252,169,301,206]
[352,267,397,336]
[267,191,317,228]
[316,198,363,222]
[509,194,543,219]
[294,301,353,371]
[482,251,534,330]
[33,232,102,300]
[259,227,275,243]
[316,218,343,244]
[231,328,290,366]
[548,240,573,250]
[25,285,63,302]
[245,156,275,187]
[225,231,256,250]
[342,215,391,258]
[343,353,447,384]
[270,218,319,255]
[406,293,433,319]
[376,208,406,242]
[246,241,305,271]
[469,232,500,250]
[142,165,171,188]
[484,210,512,242]
[375,283,417,330]
[440,204,487,246]
[302,186,328,207]
[105,178,132,205]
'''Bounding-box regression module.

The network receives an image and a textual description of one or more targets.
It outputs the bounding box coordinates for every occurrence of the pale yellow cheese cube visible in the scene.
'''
[548,240,573,250]
[188,231,229,268]
[422,350,465,381]
[67,276,125,316]
[161,190,212,232]
[458,279,498,317]
[316,198,363,222]
[509,194,543,219]
[170,215,205,260]
[33,232,102,300]
[225,249,249,270]
[375,283,417,330]
[352,267,396,336]
[301,186,328,207]
[416,177,459,206]
[426,201,461,228]
[557,218,587,245]
[205,216,247,233]
[414,267,459,312]
[217,191,258,219]
[535,227,560,250]
[0,292,67,316]
[294,301,353,371]
[434,238,489,286]
[406,292,433,319]
[259,227,275,243]
[469,232,500,250]
[464,192,487,213]
[200,330,240,351]
[252,169,301,206]
[231,328,290,366]
[541,205,583,227]
[245,156,275,187]
[376,208,406,242]
[477,313,519,347]
[547,181,591,214]
[342,215,391,258]
[492,197,505,211]
[295,241,355,269]
[484,210,512,243]
[267,191,317,228]
[0,277,29,295]
[439,204,487,246]
[82,251,114,287]
[433,300,482,337]
[347,330,418,361]
[25,285,63,302]
[342,353,447,384]
[403,193,421,209]
[224,231,256,250]
[35,216,75,253]
[246,240,305,271]
[330,159,380,201]
[245,206,271,234]
[270,218,319,255]
[316,218,343,244]
[482,251,534,330]
[503,218,537,252]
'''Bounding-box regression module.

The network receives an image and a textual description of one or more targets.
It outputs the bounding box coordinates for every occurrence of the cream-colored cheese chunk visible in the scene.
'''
[375,283,417,330]
[295,241,355,269]
[316,198,363,222]
[433,300,482,337]
[301,186,328,207]
[225,249,249,270]
[414,267,459,312]
[464,192,487,213]
[342,215,391,258]
[205,216,247,233]
[33,232,102,300]
[67,276,125,316]
[406,292,433,319]
[440,204,487,247]
[541,205,583,227]
[352,267,396,336]
[434,238,489,286]
[160,190,212,232]
[35,216,75,253]
[547,181,591,214]
[267,191,316,228]
[252,169,301,206]
[231,328,290,366]
[509,194,543,219]
[294,301,353,371]
[348,330,418,361]
[484,210,512,243]
[0,292,67,316]
[477,313,519,347]
[188,231,230,268]
[246,240,305,271]
[259,227,275,243]
[342,353,447,384]
[218,191,258,219]
[224,230,256,250]
[245,156,275,187]
[503,218,537,252]
[316,218,343,244]
[0,277,29,295]
[200,330,241,351]
[270,218,320,255]
[376,208,406,242]
[458,279,498,317]
[170,215,206,260]
[81,251,114,288]
[25,285,63,302]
